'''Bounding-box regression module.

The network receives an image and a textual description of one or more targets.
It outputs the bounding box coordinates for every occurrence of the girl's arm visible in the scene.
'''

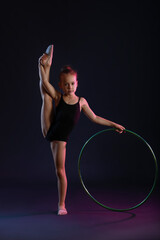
[38,53,60,100]
[81,98,125,133]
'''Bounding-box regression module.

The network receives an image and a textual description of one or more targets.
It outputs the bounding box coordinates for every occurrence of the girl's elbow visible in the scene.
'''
[42,79,48,88]
[91,115,98,123]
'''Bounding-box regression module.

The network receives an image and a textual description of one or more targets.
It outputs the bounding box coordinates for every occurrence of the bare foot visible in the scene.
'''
[57,207,68,216]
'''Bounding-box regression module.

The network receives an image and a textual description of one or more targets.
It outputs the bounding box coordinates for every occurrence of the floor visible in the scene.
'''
[0,184,159,240]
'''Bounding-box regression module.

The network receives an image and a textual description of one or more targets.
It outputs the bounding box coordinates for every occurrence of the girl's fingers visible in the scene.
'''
[115,127,125,134]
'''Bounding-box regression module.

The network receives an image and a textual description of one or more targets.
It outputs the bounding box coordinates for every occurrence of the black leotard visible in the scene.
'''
[46,94,81,142]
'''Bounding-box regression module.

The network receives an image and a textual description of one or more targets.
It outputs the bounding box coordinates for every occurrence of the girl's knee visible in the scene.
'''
[56,168,66,179]
[50,141,67,179]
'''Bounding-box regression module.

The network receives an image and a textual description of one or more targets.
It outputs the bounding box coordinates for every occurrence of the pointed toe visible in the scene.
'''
[45,45,53,56]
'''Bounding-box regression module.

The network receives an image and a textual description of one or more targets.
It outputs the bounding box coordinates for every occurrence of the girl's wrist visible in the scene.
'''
[111,122,117,128]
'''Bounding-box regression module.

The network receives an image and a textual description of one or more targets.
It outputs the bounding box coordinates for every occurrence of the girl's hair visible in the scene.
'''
[59,65,77,78]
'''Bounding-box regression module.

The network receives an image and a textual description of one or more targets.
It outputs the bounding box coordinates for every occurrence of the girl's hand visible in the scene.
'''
[114,124,125,134]
[38,54,46,66]
[38,54,52,80]
[38,53,52,67]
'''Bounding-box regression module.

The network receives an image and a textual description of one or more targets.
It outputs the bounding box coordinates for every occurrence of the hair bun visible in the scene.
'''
[60,65,72,72]
[60,65,77,77]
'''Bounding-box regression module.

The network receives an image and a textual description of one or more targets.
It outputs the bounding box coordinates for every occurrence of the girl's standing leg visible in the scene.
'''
[50,141,68,215]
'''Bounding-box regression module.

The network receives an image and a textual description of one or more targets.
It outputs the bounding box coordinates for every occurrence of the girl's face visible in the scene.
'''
[59,73,78,95]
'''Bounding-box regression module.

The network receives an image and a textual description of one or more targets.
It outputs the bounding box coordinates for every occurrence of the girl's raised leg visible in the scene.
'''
[39,81,54,137]
[38,46,54,137]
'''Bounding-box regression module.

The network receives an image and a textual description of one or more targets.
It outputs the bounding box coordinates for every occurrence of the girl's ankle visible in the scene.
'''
[58,203,65,209]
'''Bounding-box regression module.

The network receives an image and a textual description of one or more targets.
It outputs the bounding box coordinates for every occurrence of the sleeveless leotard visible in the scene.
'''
[46,94,81,142]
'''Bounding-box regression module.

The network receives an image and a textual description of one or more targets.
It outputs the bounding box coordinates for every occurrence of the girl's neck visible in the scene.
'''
[63,93,76,98]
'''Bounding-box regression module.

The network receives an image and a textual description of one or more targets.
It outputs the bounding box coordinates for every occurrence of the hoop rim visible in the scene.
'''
[78,128,158,212]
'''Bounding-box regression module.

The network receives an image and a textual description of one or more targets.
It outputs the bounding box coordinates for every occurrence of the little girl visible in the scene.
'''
[38,45,125,215]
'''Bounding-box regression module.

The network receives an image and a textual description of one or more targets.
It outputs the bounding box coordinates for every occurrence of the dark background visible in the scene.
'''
[0,1,159,192]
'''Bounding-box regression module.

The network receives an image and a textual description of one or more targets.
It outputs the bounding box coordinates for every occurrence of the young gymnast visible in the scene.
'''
[38,45,125,215]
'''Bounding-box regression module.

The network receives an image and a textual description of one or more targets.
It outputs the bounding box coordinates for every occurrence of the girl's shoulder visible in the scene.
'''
[79,97,89,108]
[79,97,87,103]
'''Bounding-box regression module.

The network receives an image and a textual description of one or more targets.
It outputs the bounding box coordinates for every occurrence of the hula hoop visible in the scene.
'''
[78,128,158,212]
